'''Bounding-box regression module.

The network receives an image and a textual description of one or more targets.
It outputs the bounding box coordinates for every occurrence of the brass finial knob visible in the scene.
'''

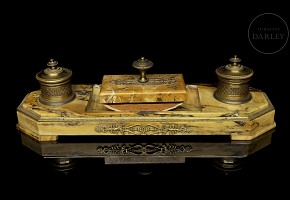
[36,59,75,106]
[44,59,64,75]
[132,57,153,83]
[225,55,244,71]
[214,55,254,104]
[47,58,58,69]
[230,55,241,64]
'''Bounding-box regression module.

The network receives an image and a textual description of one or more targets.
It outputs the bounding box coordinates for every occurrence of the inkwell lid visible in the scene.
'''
[36,59,72,84]
[215,55,254,79]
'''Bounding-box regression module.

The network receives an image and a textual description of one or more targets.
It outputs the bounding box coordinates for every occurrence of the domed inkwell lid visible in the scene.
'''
[215,55,253,80]
[36,59,73,84]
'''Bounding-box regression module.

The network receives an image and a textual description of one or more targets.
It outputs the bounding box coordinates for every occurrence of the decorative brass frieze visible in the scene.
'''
[110,77,177,86]
[95,124,190,135]
[96,143,192,155]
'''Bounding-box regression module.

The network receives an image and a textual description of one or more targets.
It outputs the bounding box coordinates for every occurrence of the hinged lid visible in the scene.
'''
[99,57,187,104]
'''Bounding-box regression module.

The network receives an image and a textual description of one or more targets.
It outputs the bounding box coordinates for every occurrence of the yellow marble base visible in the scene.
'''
[16,84,275,141]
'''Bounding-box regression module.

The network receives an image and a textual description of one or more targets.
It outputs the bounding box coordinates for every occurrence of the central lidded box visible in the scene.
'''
[99,74,187,104]
[98,57,188,111]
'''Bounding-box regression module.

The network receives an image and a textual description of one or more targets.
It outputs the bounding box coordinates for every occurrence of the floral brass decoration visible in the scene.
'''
[96,143,192,155]
[95,124,190,135]
[110,77,177,86]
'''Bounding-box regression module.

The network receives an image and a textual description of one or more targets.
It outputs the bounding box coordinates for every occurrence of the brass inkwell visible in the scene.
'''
[214,55,254,104]
[35,59,75,106]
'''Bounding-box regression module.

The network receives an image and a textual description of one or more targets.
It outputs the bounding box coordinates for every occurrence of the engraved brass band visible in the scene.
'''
[36,59,75,106]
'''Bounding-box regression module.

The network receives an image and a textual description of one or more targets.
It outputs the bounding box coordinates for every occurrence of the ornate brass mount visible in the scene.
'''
[214,55,254,104]
[132,57,154,83]
[35,59,75,106]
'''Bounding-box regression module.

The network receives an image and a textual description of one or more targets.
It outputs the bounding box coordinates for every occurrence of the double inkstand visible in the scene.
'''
[16,55,275,174]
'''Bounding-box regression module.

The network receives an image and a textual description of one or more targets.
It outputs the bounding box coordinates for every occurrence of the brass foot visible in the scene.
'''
[212,158,243,175]
[48,158,77,175]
